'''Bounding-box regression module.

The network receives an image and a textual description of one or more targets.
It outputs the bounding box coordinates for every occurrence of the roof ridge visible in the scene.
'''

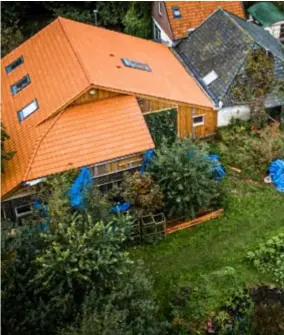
[57,17,91,84]
[23,110,64,181]
[222,9,254,42]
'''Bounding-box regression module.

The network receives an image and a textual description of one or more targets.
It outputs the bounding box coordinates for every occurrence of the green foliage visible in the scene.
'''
[145,108,178,147]
[231,48,284,128]
[1,122,16,173]
[121,171,164,217]
[148,139,225,219]
[61,263,166,335]
[217,120,284,178]
[247,233,284,286]
[123,2,152,39]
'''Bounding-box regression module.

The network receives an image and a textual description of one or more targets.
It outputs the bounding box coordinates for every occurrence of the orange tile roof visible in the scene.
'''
[165,1,246,40]
[1,17,212,198]
[26,96,154,181]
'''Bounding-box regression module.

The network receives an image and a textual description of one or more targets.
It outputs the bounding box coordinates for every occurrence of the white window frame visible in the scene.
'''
[193,115,205,127]
[18,99,39,122]
[158,2,162,16]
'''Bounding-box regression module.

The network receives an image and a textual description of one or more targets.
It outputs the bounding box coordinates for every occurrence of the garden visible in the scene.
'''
[2,118,284,335]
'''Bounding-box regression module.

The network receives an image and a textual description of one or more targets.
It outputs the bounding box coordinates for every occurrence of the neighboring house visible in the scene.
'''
[174,8,284,127]
[152,1,245,46]
[248,2,284,43]
[1,17,214,221]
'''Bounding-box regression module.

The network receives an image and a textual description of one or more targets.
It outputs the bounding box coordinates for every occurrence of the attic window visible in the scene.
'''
[172,6,181,18]
[11,75,31,95]
[5,56,24,74]
[202,70,218,86]
[17,99,39,122]
[121,58,151,72]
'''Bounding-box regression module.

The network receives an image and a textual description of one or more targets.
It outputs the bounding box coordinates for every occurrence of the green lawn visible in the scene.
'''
[131,177,284,312]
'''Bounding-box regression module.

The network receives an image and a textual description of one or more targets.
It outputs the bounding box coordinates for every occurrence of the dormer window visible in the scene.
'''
[202,70,218,86]
[172,6,181,18]
[121,58,151,72]
[18,99,39,122]
[5,56,24,74]
[11,75,31,95]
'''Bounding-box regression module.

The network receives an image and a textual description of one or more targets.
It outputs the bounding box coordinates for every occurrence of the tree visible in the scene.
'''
[232,48,284,128]
[121,171,164,217]
[123,2,152,39]
[1,122,16,172]
[148,139,225,219]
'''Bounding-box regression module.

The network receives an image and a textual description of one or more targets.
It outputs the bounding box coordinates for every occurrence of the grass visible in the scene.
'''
[131,176,284,312]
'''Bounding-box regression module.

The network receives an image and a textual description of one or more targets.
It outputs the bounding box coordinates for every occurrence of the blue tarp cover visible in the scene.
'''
[207,154,226,181]
[140,149,155,175]
[68,167,93,209]
[269,159,284,193]
[111,202,131,214]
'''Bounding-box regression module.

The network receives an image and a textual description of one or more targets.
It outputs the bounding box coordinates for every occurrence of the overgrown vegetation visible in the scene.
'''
[232,48,284,128]
[2,173,164,335]
[217,120,284,179]
[148,139,225,219]
[144,108,178,147]
[247,233,284,286]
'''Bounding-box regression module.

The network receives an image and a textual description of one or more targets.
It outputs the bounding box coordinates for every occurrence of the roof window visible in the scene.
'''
[172,6,181,18]
[11,75,31,95]
[202,70,218,86]
[121,58,151,72]
[18,99,39,122]
[5,56,24,74]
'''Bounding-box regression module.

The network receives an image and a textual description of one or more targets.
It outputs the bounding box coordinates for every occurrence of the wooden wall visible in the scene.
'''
[137,97,177,114]
[71,87,120,106]
[178,105,217,138]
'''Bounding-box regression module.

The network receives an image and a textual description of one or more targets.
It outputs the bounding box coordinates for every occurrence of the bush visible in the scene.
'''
[247,233,284,286]
[218,121,284,177]
[121,171,164,217]
[148,139,225,219]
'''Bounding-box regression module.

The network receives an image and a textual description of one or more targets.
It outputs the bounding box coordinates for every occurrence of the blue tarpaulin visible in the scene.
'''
[111,202,131,214]
[140,149,154,175]
[68,167,93,209]
[207,154,226,181]
[269,159,284,193]
[33,200,50,231]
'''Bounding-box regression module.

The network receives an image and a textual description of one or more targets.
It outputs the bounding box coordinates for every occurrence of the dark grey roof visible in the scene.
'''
[174,8,284,108]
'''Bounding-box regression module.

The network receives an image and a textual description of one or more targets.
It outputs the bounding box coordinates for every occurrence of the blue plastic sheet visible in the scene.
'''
[68,167,93,209]
[269,159,284,193]
[111,202,131,214]
[207,154,226,181]
[140,149,154,175]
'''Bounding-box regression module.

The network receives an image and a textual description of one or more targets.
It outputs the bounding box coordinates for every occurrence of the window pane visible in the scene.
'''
[18,100,39,122]
[6,56,24,74]
[172,7,181,18]
[121,58,151,72]
[11,75,31,95]
[193,116,204,125]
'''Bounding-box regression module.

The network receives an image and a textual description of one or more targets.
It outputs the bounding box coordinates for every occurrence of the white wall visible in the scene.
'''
[264,21,284,39]
[153,18,174,46]
[217,105,250,127]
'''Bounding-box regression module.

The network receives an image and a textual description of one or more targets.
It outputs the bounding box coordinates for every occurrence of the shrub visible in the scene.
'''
[148,139,225,219]
[121,171,164,217]
[247,233,284,286]
[218,121,284,177]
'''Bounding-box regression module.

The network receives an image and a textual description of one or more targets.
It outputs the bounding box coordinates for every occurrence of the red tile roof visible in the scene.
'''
[1,17,213,198]
[165,1,246,40]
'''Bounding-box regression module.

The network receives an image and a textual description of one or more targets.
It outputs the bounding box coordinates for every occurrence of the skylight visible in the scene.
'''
[11,75,31,95]
[202,70,218,86]
[18,99,39,122]
[5,56,24,74]
[172,6,181,18]
[121,58,151,72]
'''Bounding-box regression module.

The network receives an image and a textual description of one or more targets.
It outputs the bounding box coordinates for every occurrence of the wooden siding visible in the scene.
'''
[137,97,177,114]
[178,105,217,138]
[71,87,120,106]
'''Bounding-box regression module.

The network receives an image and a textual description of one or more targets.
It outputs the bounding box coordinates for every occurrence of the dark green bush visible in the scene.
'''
[148,139,225,219]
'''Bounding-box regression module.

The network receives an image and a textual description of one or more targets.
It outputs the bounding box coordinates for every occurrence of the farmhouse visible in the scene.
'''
[152,1,245,46]
[1,17,215,220]
[174,8,284,126]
